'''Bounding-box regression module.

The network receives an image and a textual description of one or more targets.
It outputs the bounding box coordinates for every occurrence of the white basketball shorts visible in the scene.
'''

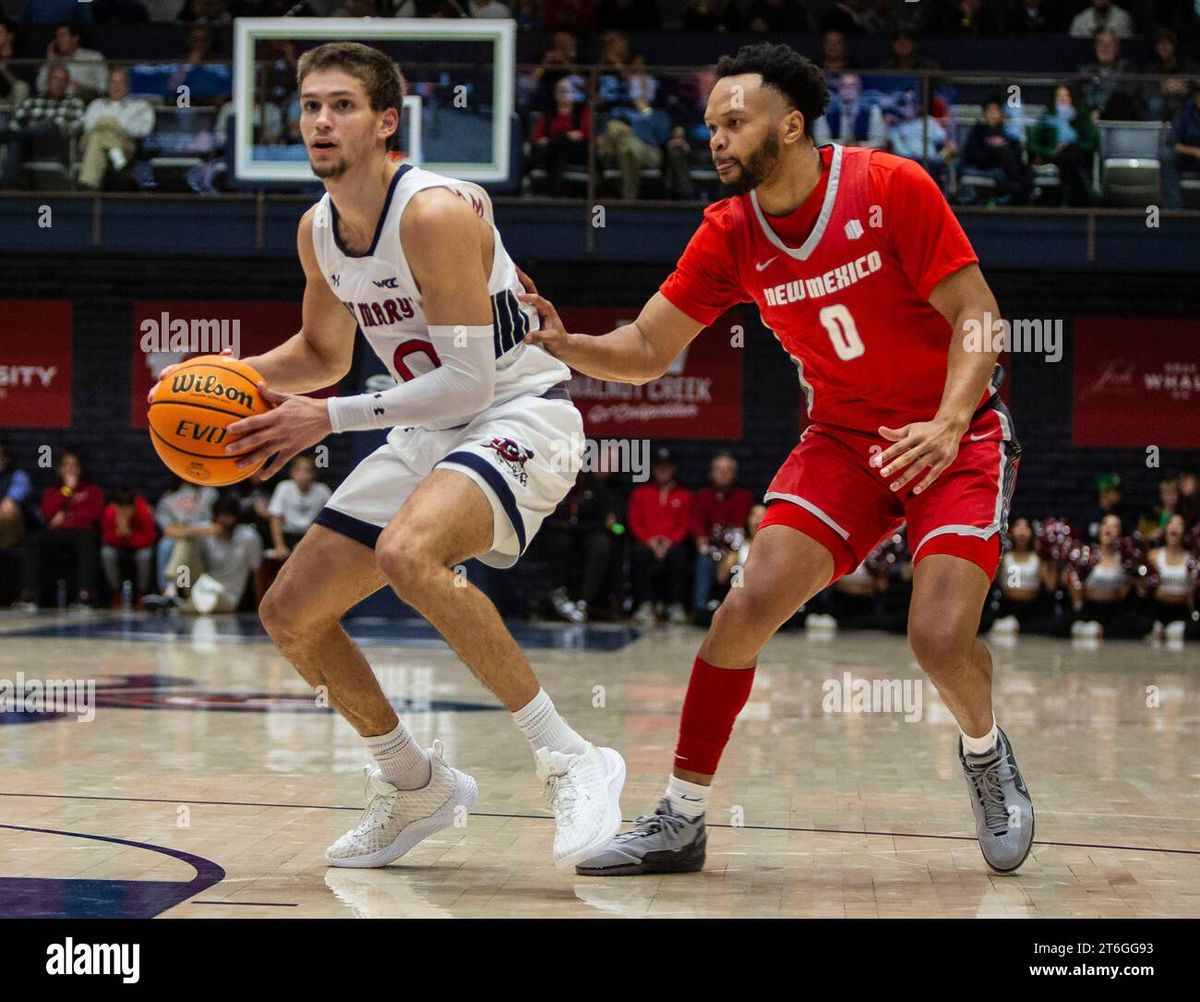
[313,385,583,569]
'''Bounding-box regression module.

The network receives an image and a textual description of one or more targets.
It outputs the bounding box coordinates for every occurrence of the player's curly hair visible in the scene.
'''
[297,41,407,114]
[715,43,829,137]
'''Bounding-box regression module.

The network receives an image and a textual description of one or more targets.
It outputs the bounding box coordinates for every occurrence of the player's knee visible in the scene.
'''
[908,615,971,676]
[259,581,304,646]
[711,583,776,632]
[375,532,436,596]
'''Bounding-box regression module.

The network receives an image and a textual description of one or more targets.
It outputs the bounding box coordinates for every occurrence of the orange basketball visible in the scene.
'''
[148,355,271,486]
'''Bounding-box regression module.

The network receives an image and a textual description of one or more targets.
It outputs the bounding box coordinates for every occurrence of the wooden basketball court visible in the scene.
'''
[1,611,1197,919]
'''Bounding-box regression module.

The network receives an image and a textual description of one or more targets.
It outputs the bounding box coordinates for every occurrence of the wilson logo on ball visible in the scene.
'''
[171,372,256,409]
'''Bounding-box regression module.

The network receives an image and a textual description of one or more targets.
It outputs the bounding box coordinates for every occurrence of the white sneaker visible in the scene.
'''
[990,615,1019,635]
[1165,620,1186,641]
[632,602,657,625]
[536,743,625,871]
[325,740,477,868]
[667,603,689,625]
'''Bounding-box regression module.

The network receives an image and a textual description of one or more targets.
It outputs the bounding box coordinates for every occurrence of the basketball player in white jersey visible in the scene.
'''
[159,43,626,870]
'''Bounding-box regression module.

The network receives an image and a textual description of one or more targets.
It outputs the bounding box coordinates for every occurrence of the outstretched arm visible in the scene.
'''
[518,283,705,385]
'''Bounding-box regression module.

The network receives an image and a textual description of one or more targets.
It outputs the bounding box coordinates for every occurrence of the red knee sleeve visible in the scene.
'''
[674,655,756,777]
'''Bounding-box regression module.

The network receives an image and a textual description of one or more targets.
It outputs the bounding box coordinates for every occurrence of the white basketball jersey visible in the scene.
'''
[310,164,570,431]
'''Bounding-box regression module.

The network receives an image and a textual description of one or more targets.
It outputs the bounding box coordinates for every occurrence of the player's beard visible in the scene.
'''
[719,132,780,195]
[311,154,350,181]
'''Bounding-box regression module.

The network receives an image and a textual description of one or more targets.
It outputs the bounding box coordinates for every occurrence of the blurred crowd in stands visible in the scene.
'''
[1,2,1198,205]
[2,435,1197,639]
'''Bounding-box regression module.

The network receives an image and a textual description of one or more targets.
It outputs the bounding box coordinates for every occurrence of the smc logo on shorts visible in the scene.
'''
[486,437,534,486]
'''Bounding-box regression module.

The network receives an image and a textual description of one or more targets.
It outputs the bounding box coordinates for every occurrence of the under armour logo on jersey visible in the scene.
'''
[331,274,340,287]
[373,277,398,289]
[844,219,864,240]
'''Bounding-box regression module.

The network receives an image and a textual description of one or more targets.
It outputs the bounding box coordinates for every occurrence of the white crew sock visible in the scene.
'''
[365,720,430,790]
[960,718,999,757]
[512,688,589,757]
[666,775,708,818]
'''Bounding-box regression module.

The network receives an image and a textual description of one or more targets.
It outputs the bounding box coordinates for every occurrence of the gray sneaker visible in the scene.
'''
[959,727,1035,873]
[575,797,706,876]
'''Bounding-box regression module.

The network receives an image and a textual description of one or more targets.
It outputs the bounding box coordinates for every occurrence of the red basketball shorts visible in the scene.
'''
[759,400,1020,582]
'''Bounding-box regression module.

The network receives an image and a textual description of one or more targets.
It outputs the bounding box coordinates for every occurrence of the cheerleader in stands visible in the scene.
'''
[1066,514,1154,639]
[988,516,1062,636]
[1148,514,1198,642]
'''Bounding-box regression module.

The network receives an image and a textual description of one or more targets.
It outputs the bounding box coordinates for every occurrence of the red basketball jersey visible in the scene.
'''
[660,144,991,434]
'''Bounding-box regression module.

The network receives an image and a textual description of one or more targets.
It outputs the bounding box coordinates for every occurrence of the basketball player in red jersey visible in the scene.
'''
[520,43,1035,875]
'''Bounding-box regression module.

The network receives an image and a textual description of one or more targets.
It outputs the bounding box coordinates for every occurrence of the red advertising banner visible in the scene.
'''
[0,300,73,428]
[1073,318,1200,448]
[558,307,743,440]
[130,300,323,428]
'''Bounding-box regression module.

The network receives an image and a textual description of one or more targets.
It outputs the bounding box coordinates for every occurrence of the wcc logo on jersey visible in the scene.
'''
[486,437,534,486]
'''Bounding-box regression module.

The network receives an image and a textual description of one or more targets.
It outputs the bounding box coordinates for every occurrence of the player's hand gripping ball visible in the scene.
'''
[147,355,271,486]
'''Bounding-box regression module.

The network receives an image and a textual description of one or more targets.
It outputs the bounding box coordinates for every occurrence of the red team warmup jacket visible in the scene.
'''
[629,483,693,546]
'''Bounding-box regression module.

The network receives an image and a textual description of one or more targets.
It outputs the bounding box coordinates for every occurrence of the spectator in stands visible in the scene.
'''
[1067,514,1151,638]
[1027,82,1097,206]
[878,28,941,73]
[746,0,815,34]
[19,0,93,25]
[961,94,1034,203]
[682,0,743,31]
[78,67,155,189]
[718,501,765,593]
[627,52,657,112]
[821,0,867,33]
[597,109,668,198]
[532,76,590,195]
[629,448,692,625]
[664,124,696,198]
[157,493,263,614]
[1078,29,1142,121]
[1068,0,1133,38]
[1081,472,1125,541]
[542,466,628,623]
[1006,0,1065,32]
[0,62,84,189]
[161,24,231,107]
[35,21,106,101]
[100,485,156,601]
[468,0,514,16]
[24,449,104,609]
[989,516,1061,635]
[0,18,31,117]
[530,30,580,108]
[596,29,632,111]
[860,0,899,34]
[598,0,659,29]
[92,0,150,24]
[1148,513,1196,640]
[1141,29,1198,124]
[820,30,857,71]
[1138,476,1181,544]
[690,451,753,621]
[1163,79,1200,209]
[814,72,886,147]
[154,476,218,590]
[887,89,955,188]
[0,439,36,555]
[1177,467,1198,526]
[267,455,331,557]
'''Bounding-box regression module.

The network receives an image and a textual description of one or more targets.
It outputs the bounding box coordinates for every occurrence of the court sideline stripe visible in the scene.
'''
[2,791,1197,857]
